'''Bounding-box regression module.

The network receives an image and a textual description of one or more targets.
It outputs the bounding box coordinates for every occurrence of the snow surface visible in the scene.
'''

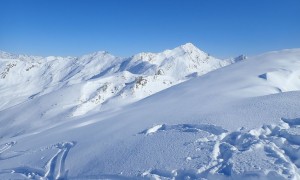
[0,45,300,179]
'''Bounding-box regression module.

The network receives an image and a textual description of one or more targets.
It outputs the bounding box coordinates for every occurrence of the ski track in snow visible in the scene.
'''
[139,118,300,179]
[0,141,75,180]
[0,141,17,160]
[44,142,76,180]
[0,141,16,155]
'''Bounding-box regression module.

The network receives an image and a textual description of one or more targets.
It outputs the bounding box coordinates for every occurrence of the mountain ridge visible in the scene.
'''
[0,43,238,116]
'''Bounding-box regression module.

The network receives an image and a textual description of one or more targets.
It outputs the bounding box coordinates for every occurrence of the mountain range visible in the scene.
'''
[1,44,300,179]
[0,43,243,116]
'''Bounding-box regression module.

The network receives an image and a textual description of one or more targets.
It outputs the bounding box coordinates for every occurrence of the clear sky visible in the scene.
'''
[0,0,299,58]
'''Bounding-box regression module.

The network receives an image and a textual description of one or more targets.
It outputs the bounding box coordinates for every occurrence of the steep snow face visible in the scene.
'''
[0,48,300,179]
[0,43,231,116]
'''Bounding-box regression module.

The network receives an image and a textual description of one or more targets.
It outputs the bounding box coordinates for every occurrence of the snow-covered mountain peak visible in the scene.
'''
[172,42,206,57]
[122,43,230,80]
[131,43,206,62]
[0,51,44,62]
[180,42,196,48]
[179,42,204,53]
[0,50,17,59]
[158,43,210,64]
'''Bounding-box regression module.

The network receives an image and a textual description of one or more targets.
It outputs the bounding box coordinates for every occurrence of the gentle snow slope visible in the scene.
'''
[0,48,300,179]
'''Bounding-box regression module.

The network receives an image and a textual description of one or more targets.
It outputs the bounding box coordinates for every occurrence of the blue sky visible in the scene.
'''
[0,0,299,58]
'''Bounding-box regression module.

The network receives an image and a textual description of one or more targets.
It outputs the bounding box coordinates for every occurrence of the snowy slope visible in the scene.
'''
[0,48,300,179]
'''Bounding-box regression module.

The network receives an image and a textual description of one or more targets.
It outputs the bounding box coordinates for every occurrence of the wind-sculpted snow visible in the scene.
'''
[2,119,300,179]
[139,123,227,135]
[258,69,300,93]
[139,118,300,179]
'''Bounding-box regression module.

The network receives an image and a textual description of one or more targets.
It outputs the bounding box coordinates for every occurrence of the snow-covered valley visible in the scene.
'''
[1,44,300,179]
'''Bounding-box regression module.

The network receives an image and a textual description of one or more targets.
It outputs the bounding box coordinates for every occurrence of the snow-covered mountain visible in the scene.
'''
[1,45,300,179]
[0,43,232,117]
